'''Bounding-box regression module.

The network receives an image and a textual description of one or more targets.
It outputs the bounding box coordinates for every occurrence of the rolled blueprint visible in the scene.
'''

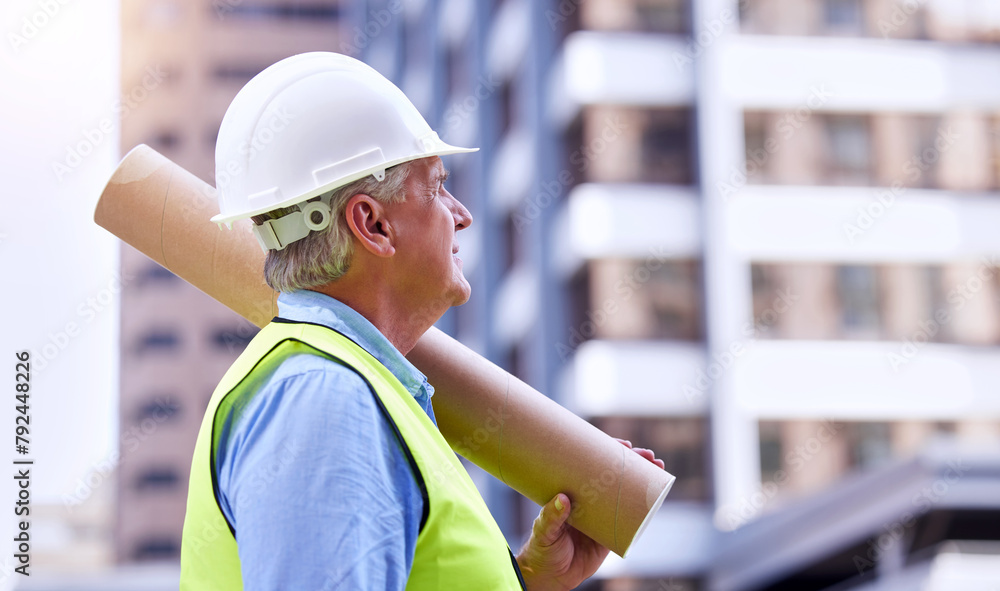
[94,144,674,556]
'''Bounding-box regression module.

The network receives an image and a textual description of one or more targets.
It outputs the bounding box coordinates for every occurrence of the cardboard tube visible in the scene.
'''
[94,144,278,325]
[94,144,674,557]
[407,329,674,556]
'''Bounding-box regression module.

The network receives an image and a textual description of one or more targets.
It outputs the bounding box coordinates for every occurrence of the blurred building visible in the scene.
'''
[357,0,1000,589]
[115,0,344,566]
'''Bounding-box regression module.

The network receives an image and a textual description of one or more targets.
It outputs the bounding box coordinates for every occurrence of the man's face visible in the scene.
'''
[385,156,473,317]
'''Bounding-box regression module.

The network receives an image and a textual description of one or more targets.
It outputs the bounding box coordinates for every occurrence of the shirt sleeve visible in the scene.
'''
[213,355,424,591]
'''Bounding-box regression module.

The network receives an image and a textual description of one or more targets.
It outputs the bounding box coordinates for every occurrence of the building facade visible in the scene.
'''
[116,0,345,564]
[358,0,1000,589]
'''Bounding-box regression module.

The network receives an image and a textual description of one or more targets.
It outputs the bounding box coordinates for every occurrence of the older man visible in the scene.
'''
[180,52,657,591]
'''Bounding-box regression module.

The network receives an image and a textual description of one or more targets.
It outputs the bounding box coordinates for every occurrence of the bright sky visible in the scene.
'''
[1,0,120,532]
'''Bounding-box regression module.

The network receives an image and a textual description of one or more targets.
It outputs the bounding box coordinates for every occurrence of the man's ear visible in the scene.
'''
[344,194,395,257]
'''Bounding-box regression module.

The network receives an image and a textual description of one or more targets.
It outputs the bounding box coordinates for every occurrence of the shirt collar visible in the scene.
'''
[275,290,435,405]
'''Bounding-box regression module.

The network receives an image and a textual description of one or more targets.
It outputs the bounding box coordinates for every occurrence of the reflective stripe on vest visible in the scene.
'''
[180,319,526,590]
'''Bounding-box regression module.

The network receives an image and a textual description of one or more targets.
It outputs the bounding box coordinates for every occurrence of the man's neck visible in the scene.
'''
[309,283,437,355]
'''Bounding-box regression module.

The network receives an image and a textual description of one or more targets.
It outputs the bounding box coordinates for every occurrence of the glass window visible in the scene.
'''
[848,422,893,470]
[135,467,181,491]
[580,259,702,342]
[134,397,181,422]
[836,265,881,338]
[211,326,258,354]
[590,416,708,501]
[136,330,181,355]
[138,264,179,287]
[132,537,180,561]
[823,0,863,34]
[824,114,872,185]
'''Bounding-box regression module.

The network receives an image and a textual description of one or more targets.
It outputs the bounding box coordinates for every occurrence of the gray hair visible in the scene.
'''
[251,163,411,293]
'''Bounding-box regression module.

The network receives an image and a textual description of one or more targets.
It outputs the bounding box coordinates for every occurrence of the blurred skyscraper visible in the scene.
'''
[115,0,344,566]
[355,0,1000,589]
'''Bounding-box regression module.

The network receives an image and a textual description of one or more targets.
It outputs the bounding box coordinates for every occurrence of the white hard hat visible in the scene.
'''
[212,52,477,251]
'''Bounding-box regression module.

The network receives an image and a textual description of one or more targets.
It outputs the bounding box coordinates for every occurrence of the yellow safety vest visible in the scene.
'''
[180,318,526,590]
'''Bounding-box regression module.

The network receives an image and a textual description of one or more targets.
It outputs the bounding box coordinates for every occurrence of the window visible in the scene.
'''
[581,259,702,342]
[132,537,180,561]
[836,265,880,338]
[759,421,784,483]
[134,397,180,422]
[825,114,872,185]
[823,0,864,35]
[138,264,178,287]
[220,2,340,20]
[211,326,258,354]
[590,416,708,501]
[136,330,180,355]
[847,422,893,470]
[149,131,180,151]
[135,467,180,491]
[641,109,694,184]
[212,64,267,83]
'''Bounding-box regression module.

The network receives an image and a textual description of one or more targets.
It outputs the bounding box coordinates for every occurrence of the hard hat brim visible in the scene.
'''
[210,143,478,226]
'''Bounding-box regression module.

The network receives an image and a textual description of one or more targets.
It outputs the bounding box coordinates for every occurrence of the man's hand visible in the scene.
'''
[515,440,664,590]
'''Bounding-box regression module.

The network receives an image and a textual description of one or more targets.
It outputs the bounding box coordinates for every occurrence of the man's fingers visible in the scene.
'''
[532,493,570,547]
[618,438,666,470]
[631,446,666,470]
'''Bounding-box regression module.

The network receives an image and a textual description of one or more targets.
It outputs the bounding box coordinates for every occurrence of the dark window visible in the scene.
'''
[212,64,268,83]
[138,264,178,287]
[824,0,864,33]
[848,422,893,470]
[135,467,180,491]
[577,259,702,342]
[136,330,180,354]
[590,416,709,501]
[134,397,180,423]
[150,131,180,151]
[219,3,340,20]
[641,109,694,184]
[132,537,180,561]
[836,265,880,338]
[634,0,690,34]
[825,114,872,185]
[759,421,784,483]
[211,325,258,354]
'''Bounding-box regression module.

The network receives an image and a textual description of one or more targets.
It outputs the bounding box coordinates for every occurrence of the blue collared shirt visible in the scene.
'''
[214,289,434,590]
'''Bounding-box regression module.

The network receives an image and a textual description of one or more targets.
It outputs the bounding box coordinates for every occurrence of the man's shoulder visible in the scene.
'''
[265,340,371,392]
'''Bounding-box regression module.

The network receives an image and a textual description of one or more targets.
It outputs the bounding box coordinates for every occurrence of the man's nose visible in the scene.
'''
[450,193,473,230]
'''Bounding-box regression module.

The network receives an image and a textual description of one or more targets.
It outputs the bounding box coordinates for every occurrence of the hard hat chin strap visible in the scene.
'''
[252,194,333,252]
